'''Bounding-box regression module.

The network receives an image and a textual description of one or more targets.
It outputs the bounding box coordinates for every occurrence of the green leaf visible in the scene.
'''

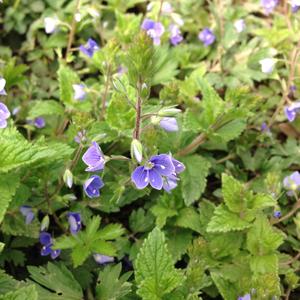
[95,224,125,240]
[250,254,278,274]
[181,155,211,206]
[0,173,20,224]
[196,77,224,128]
[150,203,178,228]
[211,272,237,300]
[212,119,246,143]
[207,205,252,233]
[28,262,83,299]
[0,127,73,173]
[135,227,184,300]
[129,208,155,233]
[175,207,202,233]
[246,215,283,256]
[0,285,38,300]
[96,264,132,300]
[0,269,26,295]
[71,246,90,268]
[57,64,80,106]
[152,46,178,85]
[28,100,64,119]
[222,173,246,213]
[90,240,116,256]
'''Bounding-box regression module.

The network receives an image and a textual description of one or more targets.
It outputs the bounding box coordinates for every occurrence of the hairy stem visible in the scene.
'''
[65,0,81,60]
[100,64,112,120]
[133,80,143,140]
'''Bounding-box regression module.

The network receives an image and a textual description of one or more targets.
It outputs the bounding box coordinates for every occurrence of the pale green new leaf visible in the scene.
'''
[181,155,211,206]
[0,285,38,300]
[211,272,237,300]
[135,228,184,300]
[207,205,252,233]
[222,173,246,213]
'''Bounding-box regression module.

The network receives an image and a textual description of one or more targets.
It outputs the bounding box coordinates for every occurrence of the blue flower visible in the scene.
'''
[284,102,300,122]
[79,38,99,58]
[0,102,10,129]
[273,211,281,218]
[261,0,278,14]
[169,24,183,46]
[159,117,179,132]
[67,212,81,235]
[39,232,61,260]
[82,142,105,172]
[19,205,35,224]
[83,175,104,198]
[198,28,215,46]
[234,19,246,33]
[93,254,114,264]
[238,294,251,300]
[283,171,300,191]
[72,84,86,101]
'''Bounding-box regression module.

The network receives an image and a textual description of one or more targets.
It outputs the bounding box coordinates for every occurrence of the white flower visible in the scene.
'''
[234,19,245,33]
[44,17,59,34]
[290,0,300,6]
[162,2,173,14]
[259,58,276,74]
[75,13,81,22]
[0,77,6,94]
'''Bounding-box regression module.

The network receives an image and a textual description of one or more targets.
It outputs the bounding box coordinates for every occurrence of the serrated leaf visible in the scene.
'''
[95,223,125,240]
[175,207,202,233]
[96,264,132,300]
[250,254,278,274]
[28,263,83,299]
[57,64,80,106]
[71,246,90,268]
[246,215,283,256]
[222,173,246,213]
[211,272,237,300]
[0,284,38,300]
[181,155,211,206]
[150,203,178,228]
[28,100,64,119]
[196,77,224,128]
[207,205,251,233]
[0,174,20,224]
[135,228,184,300]
[213,119,246,143]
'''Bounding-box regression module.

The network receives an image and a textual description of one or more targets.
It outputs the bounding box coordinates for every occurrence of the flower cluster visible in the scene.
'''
[82,142,105,198]
[142,2,184,46]
[131,154,185,192]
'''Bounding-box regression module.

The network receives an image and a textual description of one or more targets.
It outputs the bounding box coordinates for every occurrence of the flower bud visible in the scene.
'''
[131,139,143,163]
[40,215,50,231]
[63,169,73,188]
[158,107,181,117]
[112,77,127,94]
[140,83,149,99]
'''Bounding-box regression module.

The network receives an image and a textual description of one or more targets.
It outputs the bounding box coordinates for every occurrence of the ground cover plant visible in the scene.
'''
[1,0,300,299]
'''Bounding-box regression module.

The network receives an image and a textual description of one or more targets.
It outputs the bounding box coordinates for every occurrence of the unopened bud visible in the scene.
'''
[63,169,73,188]
[40,215,50,231]
[131,139,143,163]
[112,76,127,94]
[158,107,181,117]
[141,83,149,99]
